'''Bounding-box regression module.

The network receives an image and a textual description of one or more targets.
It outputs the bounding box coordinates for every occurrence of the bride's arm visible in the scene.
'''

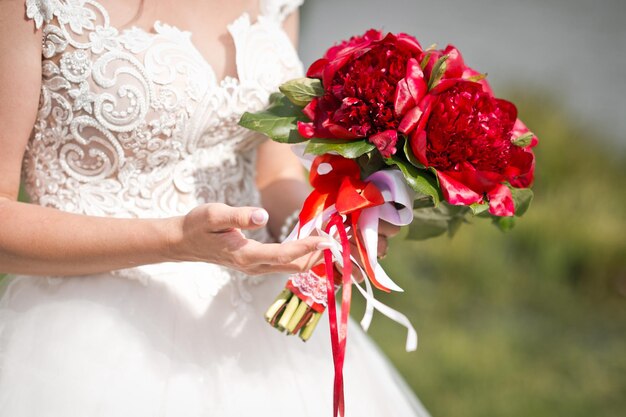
[256,9,310,241]
[257,139,310,241]
[0,4,328,277]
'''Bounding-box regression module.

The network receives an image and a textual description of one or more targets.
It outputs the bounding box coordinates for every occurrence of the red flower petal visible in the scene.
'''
[322,53,353,90]
[447,164,504,195]
[297,121,316,138]
[321,29,384,61]
[428,77,464,95]
[507,150,535,188]
[487,183,515,216]
[414,95,434,134]
[362,29,385,42]
[405,58,428,105]
[394,59,426,117]
[302,98,318,121]
[398,106,424,134]
[462,68,494,96]
[396,33,423,54]
[369,129,398,158]
[394,78,415,117]
[422,50,442,80]
[307,58,328,79]
[436,170,483,205]
[442,45,466,79]
[409,130,429,166]
[324,121,361,139]
[512,119,539,148]
[495,99,518,131]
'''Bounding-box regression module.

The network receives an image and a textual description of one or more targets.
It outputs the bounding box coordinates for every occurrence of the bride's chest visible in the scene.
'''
[36,1,302,152]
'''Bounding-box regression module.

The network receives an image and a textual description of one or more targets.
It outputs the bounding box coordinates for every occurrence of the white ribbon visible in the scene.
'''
[358,169,416,292]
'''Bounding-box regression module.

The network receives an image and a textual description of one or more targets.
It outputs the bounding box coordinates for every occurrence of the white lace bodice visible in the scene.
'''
[22,0,304,231]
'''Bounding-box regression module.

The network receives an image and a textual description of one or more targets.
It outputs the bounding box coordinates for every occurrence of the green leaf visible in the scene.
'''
[304,138,375,159]
[420,53,433,71]
[268,92,284,104]
[238,93,307,143]
[466,72,487,82]
[385,156,441,205]
[402,134,426,169]
[428,54,449,90]
[448,215,466,237]
[510,187,534,217]
[407,203,470,241]
[512,132,534,147]
[278,78,324,107]
[357,150,386,178]
[493,215,516,232]
[413,197,435,210]
[470,202,489,215]
[444,203,472,219]
[407,216,448,240]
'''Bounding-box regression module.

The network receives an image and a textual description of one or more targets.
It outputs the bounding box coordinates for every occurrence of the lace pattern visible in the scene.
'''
[289,271,329,307]
[23,0,305,303]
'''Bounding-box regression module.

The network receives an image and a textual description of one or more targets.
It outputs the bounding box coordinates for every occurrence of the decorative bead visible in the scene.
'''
[278,209,300,242]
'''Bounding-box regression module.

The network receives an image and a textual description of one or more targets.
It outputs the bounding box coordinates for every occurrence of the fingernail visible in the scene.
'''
[251,209,269,225]
[317,241,334,250]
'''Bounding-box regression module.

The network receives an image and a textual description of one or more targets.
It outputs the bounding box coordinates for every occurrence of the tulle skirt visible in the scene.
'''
[0,262,430,416]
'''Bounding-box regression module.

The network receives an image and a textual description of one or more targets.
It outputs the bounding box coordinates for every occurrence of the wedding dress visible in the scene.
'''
[0,1,431,415]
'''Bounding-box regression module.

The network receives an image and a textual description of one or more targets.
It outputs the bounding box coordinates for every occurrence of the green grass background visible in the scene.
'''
[354,90,626,417]
[2,90,624,416]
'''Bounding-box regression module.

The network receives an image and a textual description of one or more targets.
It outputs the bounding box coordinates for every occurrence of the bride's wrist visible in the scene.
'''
[277,209,300,242]
[160,216,186,262]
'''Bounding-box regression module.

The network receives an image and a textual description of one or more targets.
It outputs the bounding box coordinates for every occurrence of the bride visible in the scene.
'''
[0,0,431,415]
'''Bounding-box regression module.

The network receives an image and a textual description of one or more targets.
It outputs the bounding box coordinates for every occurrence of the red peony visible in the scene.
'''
[299,32,426,158]
[409,80,536,216]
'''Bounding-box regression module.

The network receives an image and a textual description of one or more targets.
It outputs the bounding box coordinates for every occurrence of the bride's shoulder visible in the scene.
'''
[259,0,305,21]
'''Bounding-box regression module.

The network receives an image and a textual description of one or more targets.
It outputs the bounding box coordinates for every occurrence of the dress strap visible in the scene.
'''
[259,0,305,23]
[25,0,60,29]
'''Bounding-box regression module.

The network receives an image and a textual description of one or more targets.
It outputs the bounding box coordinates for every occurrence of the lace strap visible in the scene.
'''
[25,0,61,29]
[259,0,305,23]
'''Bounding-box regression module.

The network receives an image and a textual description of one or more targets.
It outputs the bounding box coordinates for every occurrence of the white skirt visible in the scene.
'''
[0,262,430,416]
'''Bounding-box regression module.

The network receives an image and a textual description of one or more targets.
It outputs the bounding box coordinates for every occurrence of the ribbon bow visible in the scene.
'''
[285,153,418,417]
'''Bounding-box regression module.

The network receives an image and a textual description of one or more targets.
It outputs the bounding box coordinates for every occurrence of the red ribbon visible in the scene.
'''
[323,213,351,417]
[298,155,386,417]
[298,155,361,234]
[299,155,388,292]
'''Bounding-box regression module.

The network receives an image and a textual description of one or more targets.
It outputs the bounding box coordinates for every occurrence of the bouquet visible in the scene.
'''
[240,29,537,416]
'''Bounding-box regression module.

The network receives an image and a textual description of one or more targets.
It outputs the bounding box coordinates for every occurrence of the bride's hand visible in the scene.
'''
[376,220,401,260]
[168,203,329,276]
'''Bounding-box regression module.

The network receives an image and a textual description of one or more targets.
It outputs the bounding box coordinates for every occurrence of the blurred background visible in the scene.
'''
[299,1,626,416]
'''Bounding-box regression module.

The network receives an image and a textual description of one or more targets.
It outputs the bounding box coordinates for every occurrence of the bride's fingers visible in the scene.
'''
[379,220,401,238]
[236,236,329,266]
[203,203,270,232]
[349,261,365,283]
[247,252,324,275]
[331,241,365,283]
[377,235,389,258]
